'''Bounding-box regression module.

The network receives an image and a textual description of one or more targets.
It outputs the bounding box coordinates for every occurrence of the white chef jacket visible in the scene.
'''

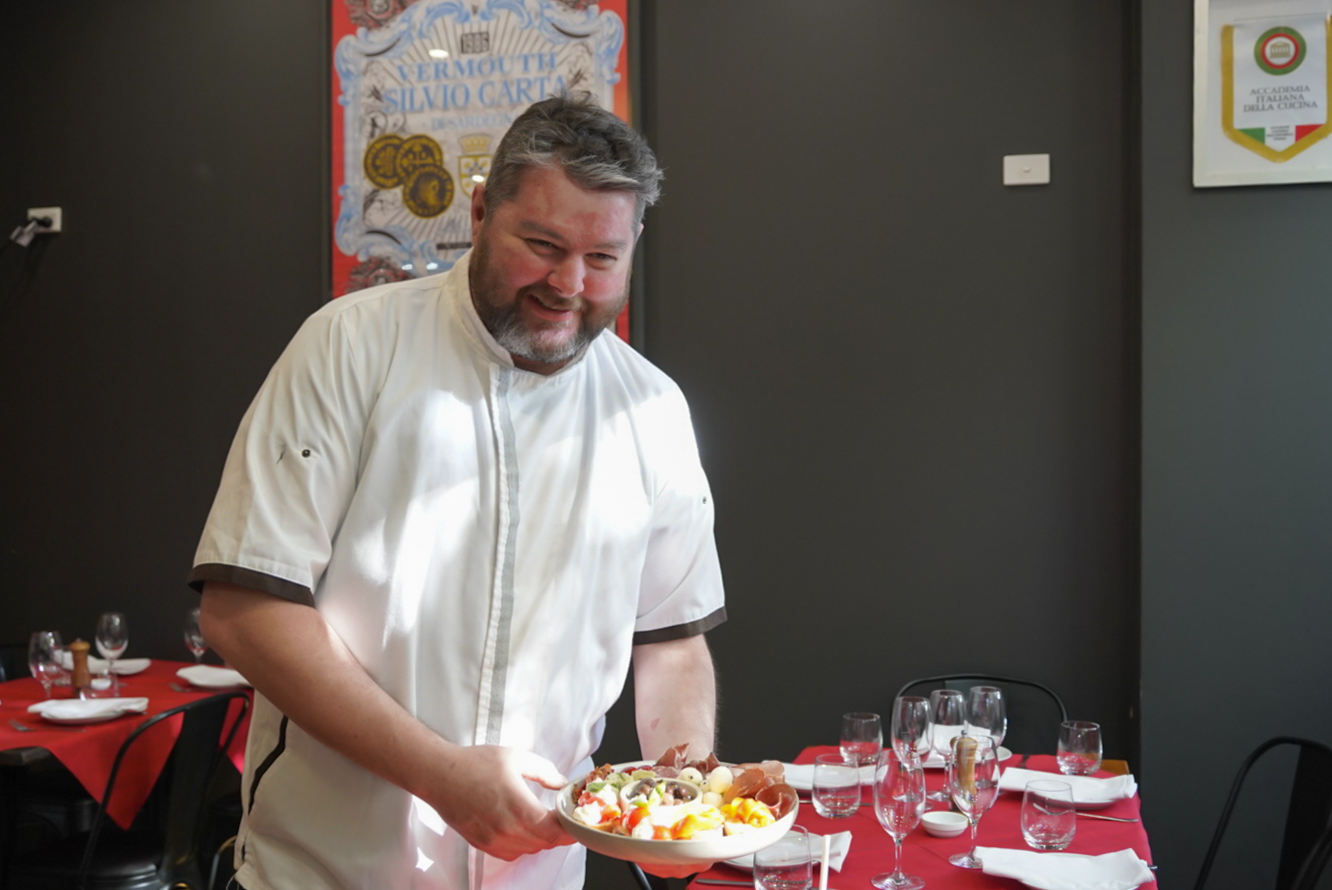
[190,251,726,890]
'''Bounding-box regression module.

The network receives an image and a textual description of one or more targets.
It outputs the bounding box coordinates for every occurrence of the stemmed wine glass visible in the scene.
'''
[890,695,932,765]
[927,689,965,801]
[946,734,1002,869]
[184,607,208,663]
[841,712,883,768]
[95,612,128,694]
[27,630,65,699]
[872,748,927,890]
[965,686,1007,748]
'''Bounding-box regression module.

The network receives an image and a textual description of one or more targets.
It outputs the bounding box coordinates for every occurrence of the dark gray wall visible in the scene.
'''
[3,1,1146,887]
[1140,2,1332,887]
[1,1,328,653]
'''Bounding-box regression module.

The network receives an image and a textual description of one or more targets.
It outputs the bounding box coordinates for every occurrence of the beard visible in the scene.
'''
[468,232,630,368]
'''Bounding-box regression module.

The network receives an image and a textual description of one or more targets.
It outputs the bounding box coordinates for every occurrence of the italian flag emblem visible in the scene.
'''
[1223,16,1331,160]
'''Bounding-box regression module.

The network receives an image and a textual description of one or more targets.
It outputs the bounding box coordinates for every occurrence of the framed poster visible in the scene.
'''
[331,0,635,338]
[1195,0,1332,186]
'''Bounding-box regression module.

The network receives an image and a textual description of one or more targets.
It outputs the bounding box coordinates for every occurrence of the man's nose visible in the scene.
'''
[547,257,585,296]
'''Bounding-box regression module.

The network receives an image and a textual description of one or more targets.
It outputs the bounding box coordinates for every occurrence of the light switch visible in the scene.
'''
[1003,154,1050,186]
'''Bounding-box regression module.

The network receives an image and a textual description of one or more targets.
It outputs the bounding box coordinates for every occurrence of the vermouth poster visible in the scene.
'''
[1195,0,1332,186]
[331,0,632,310]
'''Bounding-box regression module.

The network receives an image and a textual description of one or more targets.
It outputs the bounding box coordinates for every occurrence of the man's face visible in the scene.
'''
[469,165,640,374]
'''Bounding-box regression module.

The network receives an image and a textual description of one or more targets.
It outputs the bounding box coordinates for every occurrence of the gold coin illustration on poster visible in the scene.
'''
[1194,0,1332,186]
[332,0,631,295]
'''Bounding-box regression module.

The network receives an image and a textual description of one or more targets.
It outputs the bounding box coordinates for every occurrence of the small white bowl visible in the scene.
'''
[921,811,969,838]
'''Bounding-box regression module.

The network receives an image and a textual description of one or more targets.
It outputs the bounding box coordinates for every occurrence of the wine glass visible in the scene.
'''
[27,630,65,699]
[965,686,1006,748]
[95,612,128,694]
[753,823,813,889]
[946,734,1002,869]
[872,749,927,890]
[927,689,966,801]
[890,695,932,765]
[184,607,207,663]
[841,712,883,767]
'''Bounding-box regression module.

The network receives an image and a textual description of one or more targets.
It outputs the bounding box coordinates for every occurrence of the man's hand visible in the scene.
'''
[201,582,574,861]
[423,745,574,861]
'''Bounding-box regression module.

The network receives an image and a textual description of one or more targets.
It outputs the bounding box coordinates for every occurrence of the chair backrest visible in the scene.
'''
[1293,821,1332,890]
[893,674,1069,756]
[1194,736,1332,890]
[82,690,250,887]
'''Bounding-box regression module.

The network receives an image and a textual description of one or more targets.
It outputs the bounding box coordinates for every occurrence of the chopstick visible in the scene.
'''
[1077,811,1139,823]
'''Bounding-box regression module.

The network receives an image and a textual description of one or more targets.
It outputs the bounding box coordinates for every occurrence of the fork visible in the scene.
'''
[8,718,86,733]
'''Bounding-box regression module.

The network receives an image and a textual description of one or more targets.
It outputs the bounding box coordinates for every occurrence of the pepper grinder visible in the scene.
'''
[69,638,92,700]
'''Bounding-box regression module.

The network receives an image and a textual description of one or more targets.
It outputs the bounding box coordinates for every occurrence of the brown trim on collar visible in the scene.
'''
[188,564,316,607]
[632,607,727,646]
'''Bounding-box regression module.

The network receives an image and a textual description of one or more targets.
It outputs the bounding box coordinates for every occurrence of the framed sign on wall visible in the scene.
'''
[1194,0,1332,186]
[330,0,635,336]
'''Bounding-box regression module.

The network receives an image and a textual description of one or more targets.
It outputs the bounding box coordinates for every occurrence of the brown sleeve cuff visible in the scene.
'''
[188,563,317,607]
[632,606,727,646]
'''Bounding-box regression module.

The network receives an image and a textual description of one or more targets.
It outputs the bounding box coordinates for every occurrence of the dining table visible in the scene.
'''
[0,659,250,831]
[688,745,1157,890]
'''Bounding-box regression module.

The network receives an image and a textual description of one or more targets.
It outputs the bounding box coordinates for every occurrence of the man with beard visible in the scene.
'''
[189,93,725,890]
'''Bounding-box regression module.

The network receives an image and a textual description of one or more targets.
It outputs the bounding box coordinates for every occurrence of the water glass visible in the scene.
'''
[1021,779,1076,850]
[891,695,932,764]
[1057,720,1103,775]
[95,612,129,693]
[27,630,65,699]
[841,712,883,767]
[184,607,208,663]
[927,688,965,801]
[812,753,860,818]
[966,686,1007,748]
[753,824,812,890]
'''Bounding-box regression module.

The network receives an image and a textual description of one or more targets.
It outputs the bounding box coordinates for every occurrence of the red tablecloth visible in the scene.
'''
[0,659,250,829]
[690,746,1156,889]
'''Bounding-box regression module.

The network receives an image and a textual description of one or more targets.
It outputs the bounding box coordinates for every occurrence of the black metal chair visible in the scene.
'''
[893,674,1069,756]
[1292,820,1332,890]
[8,690,250,890]
[1194,736,1332,890]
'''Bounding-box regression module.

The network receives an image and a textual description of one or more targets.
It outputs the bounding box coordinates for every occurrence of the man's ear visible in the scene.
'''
[470,183,487,240]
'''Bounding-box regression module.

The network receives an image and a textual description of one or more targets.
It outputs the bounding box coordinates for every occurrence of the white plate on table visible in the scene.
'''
[176,665,251,689]
[922,745,1012,768]
[28,697,150,724]
[55,654,151,675]
[555,761,798,868]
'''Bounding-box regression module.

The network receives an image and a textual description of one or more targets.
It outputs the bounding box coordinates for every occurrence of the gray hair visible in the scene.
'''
[483,92,663,224]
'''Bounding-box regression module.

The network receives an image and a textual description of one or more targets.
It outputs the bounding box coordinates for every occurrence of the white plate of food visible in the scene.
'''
[555,752,799,868]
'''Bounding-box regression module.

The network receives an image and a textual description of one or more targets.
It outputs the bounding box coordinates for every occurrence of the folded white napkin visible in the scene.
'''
[55,653,151,675]
[975,847,1153,890]
[725,830,852,871]
[176,664,250,688]
[783,762,875,790]
[28,697,150,722]
[999,767,1138,803]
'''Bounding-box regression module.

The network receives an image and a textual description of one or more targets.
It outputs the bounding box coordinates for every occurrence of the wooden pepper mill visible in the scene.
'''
[69,638,92,699]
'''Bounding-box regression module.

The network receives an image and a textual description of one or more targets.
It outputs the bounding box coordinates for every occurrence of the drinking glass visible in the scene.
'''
[27,630,65,699]
[1057,720,1103,775]
[965,686,1006,748]
[841,712,883,767]
[890,696,932,765]
[946,735,1002,869]
[753,824,812,890]
[95,612,128,693]
[1021,779,1076,851]
[872,749,927,890]
[927,689,966,801]
[184,607,208,663]
[812,753,860,818]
